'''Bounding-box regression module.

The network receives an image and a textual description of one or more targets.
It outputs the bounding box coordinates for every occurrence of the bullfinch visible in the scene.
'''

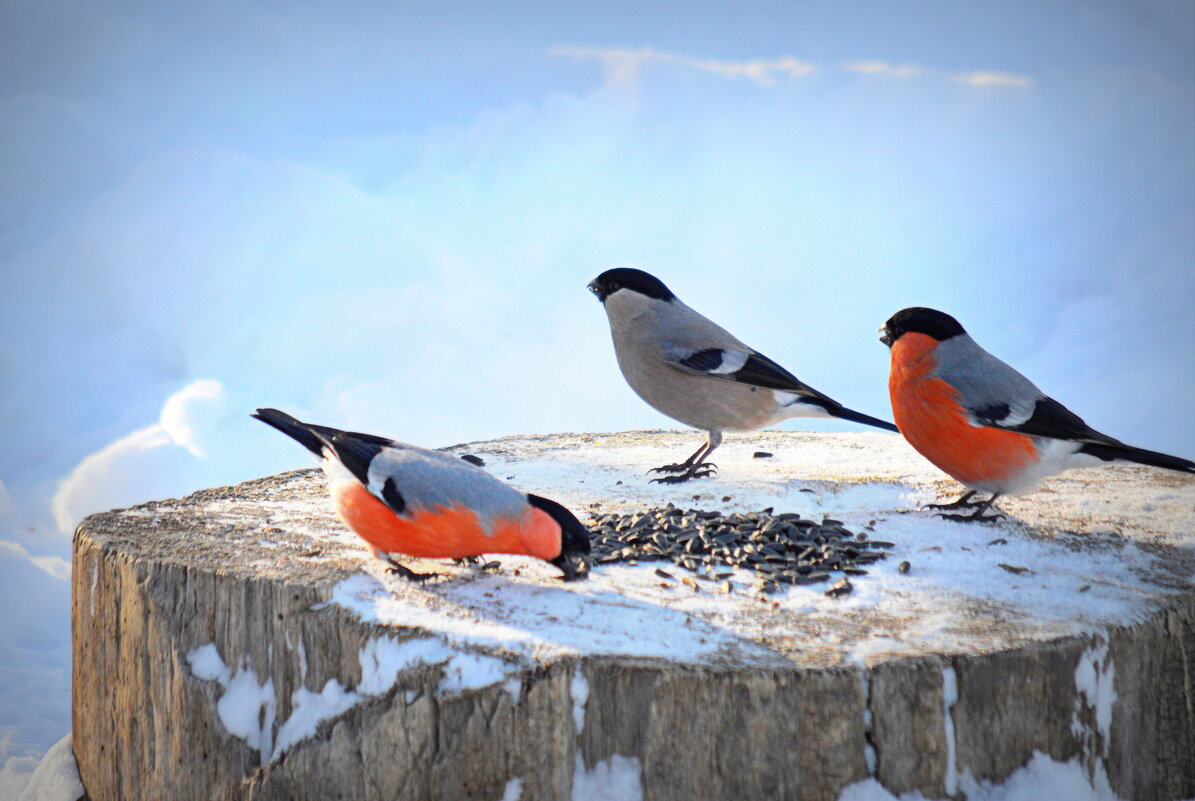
[588,268,898,483]
[880,307,1195,522]
[253,408,591,580]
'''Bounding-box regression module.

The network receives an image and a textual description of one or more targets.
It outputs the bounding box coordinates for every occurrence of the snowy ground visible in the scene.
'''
[396,429,1195,669]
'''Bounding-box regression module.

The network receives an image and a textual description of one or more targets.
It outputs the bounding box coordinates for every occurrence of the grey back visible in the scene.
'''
[930,334,1043,425]
[365,445,529,532]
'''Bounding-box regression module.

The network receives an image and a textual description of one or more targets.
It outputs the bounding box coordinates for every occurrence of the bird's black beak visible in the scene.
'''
[552,552,591,581]
[587,279,605,301]
[879,327,893,348]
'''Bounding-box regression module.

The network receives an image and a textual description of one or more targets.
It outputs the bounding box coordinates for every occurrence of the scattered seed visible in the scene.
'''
[583,506,898,589]
[1077,584,1091,593]
[825,577,853,598]
[987,538,1008,546]
[998,563,1032,575]
[753,451,773,458]
[898,561,911,574]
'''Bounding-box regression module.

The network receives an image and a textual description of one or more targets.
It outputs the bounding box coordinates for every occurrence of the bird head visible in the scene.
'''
[526,494,592,581]
[880,307,966,348]
[587,268,675,304]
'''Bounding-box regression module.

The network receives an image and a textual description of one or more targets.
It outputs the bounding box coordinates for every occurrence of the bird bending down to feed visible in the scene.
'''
[880,307,1195,522]
[253,408,591,580]
[588,267,898,483]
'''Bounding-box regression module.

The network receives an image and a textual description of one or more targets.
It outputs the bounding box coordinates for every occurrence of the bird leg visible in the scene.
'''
[922,490,979,511]
[374,549,439,583]
[932,493,1005,524]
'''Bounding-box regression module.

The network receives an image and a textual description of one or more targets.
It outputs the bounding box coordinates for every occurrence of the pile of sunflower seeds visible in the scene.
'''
[586,504,895,596]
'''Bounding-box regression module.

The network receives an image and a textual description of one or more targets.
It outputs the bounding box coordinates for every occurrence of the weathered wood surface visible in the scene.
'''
[71,430,1195,800]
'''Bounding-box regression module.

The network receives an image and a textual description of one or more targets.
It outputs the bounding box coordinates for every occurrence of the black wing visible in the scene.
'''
[984,396,1115,445]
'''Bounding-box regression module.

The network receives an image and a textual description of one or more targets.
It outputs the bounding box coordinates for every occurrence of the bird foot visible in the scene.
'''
[933,510,1005,524]
[452,556,482,566]
[650,467,717,484]
[385,562,440,583]
[922,491,980,512]
[648,461,717,476]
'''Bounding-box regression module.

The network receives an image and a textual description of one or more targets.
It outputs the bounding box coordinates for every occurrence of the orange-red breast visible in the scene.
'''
[253,408,590,580]
[880,308,1195,522]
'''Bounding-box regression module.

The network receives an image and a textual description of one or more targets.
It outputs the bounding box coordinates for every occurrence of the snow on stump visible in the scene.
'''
[72,430,1195,801]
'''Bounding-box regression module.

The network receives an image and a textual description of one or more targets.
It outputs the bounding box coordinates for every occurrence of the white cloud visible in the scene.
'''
[50,380,226,533]
[160,379,225,457]
[551,46,815,87]
[0,541,69,581]
[954,70,1032,88]
[843,60,923,78]
[555,46,1032,91]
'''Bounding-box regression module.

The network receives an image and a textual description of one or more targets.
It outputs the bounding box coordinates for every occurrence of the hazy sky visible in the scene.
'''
[1,0,1192,782]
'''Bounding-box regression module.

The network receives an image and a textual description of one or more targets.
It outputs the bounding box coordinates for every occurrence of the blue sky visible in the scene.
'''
[1,0,1192,783]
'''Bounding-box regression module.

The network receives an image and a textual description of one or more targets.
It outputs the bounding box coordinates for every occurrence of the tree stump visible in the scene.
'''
[72,431,1195,800]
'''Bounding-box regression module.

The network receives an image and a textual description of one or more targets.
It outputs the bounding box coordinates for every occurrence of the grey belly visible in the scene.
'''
[617,354,778,433]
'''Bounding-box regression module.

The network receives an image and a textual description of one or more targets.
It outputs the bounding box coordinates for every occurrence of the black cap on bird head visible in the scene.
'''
[526,494,592,581]
[587,268,675,303]
[880,307,966,347]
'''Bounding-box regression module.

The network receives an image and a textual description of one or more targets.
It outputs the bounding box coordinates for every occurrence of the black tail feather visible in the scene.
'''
[252,408,329,457]
[1078,441,1195,474]
[801,398,899,433]
[253,408,394,486]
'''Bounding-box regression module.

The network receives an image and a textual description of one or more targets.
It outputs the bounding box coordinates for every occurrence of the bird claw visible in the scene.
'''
[648,463,688,474]
[922,492,981,512]
[932,511,1005,525]
[385,563,440,583]
[648,461,718,475]
[649,467,717,484]
[923,501,970,511]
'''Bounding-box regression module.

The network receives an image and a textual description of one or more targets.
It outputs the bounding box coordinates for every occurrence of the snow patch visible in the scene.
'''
[14,734,83,801]
[438,652,517,696]
[942,665,958,796]
[272,679,361,758]
[87,562,97,617]
[187,634,469,763]
[571,669,589,735]
[186,644,276,760]
[502,777,524,801]
[838,750,1126,800]
[1073,640,1116,754]
[860,672,876,775]
[572,753,642,801]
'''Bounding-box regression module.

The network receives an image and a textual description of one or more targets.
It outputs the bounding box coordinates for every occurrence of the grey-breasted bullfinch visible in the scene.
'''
[253,409,591,580]
[588,268,898,483]
[880,307,1195,522]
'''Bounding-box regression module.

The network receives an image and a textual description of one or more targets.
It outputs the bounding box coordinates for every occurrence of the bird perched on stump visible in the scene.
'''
[588,268,898,483]
[880,307,1195,522]
[253,408,591,580]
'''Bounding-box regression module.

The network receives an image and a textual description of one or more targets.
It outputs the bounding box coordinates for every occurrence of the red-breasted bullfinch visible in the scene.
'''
[253,408,590,580]
[880,307,1195,522]
[588,268,898,483]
